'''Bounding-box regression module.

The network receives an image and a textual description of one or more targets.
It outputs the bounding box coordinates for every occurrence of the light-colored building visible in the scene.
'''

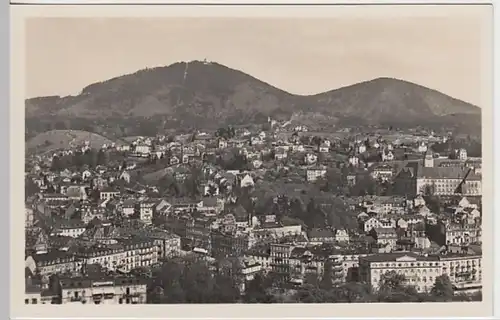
[139,202,155,225]
[359,252,483,294]
[135,144,151,156]
[240,174,255,188]
[418,142,428,153]
[439,253,482,293]
[25,206,34,228]
[240,258,263,282]
[371,165,393,182]
[349,155,359,166]
[443,221,482,245]
[274,148,288,161]
[203,182,220,196]
[59,275,148,304]
[381,150,394,162]
[291,144,305,152]
[319,143,330,153]
[252,159,263,169]
[254,223,302,239]
[79,239,159,273]
[100,188,120,201]
[362,197,405,215]
[334,253,370,281]
[395,152,482,197]
[304,153,318,165]
[125,228,181,259]
[363,217,395,233]
[458,148,468,161]
[26,251,83,276]
[217,138,228,149]
[245,250,272,272]
[251,136,263,145]
[359,252,441,293]
[50,220,87,238]
[306,168,327,182]
[370,228,398,249]
[122,199,136,217]
[334,229,350,243]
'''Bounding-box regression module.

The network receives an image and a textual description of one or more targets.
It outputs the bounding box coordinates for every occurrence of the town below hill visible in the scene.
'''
[24,121,483,305]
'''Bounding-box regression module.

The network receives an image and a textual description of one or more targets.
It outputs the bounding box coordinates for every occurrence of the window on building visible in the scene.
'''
[31,298,37,304]
[24,299,29,304]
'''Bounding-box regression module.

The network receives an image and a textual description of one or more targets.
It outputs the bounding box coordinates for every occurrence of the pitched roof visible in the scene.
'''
[417,165,473,180]
[25,267,34,279]
[54,219,86,229]
[360,252,439,263]
[101,186,119,193]
[232,205,248,221]
[169,197,202,205]
[31,250,76,264]
[308,228,335,239]
[81,224,122,241]
[372,227,397,235]
[202,197,218,207]
[290,247,308,258]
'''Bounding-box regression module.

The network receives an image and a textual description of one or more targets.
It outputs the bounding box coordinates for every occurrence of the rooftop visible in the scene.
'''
[59,275,148,289]
[360,252,439,263]
[308,228,335,239]
[31,250,77,264]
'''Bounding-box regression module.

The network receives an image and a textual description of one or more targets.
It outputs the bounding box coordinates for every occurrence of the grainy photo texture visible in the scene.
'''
[23,9,487,306]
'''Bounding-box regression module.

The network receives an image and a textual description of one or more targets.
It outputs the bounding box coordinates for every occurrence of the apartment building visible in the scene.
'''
[59,275,148,305]
[359,251,483,294]
[24,278,59,305]
[25,251,83,277]
[438,253,482,293]
[359,252,441,293]
[77,239,159,273]
[306,168,327,182]
[50,220,86,238]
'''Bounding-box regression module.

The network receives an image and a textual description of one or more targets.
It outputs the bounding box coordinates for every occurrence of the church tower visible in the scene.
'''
[424,150,434,168]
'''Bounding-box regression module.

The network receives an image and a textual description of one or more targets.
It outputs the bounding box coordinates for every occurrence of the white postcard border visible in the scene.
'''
[8,2,497,319]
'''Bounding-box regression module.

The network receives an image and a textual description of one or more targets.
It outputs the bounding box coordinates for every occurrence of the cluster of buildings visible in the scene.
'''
[394,150,481,197]
[25,266,148,305]
[24,124,483,304]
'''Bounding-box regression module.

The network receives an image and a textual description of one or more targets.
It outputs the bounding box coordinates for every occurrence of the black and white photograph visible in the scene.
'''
[15,4,493,315]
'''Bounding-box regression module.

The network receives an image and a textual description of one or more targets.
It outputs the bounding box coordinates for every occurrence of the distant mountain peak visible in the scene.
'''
[344,77,428,90]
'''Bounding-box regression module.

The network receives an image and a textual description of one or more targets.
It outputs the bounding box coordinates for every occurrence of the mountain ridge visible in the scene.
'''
[25,60,481,135]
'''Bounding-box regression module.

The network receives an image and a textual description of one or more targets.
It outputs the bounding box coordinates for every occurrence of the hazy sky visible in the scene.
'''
[25,6,491,105]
